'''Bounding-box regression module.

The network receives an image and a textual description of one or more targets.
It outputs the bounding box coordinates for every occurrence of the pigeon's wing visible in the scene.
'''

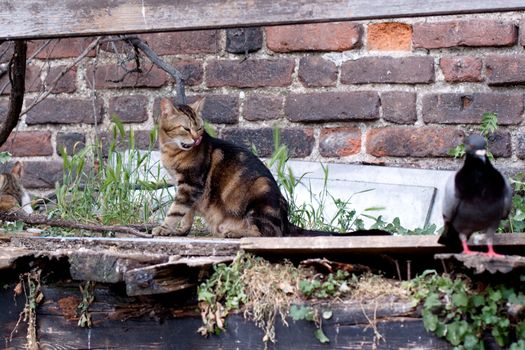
[442,173,459,223]
[438,173,462,250]
[501,176,512,218]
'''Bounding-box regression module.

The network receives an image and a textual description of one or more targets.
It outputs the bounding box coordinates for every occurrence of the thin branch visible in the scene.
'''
[20,36,102,117]
[121,35,186,105]
[0,40,26,148]
[0,210,152,238]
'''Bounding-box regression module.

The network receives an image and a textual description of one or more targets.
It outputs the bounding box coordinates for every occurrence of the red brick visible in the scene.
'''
[170,59,203,86]
[99,130,158,156]
[485,54,525,85]
[298,56,337,87]
[0,131,52,156]
[285,92,379,122]
[26,98,103,125]
[109,95,148,123]
[0,42,13,64]
[244,94,283,121]
[27,37,97,59]
[45,65,77,94]
[221,128,314,157]
[0,65,42,95]
[413,20,517,49]
[206,59,294,88]
[422,93,523,125]
[366,127,464,157]
[341,57,434,84]
[0,98,8,123]
[266,23,361,52]
[381,92,417,124]
[367,23,412,51]
[16,161,63,189]
[139,30,219,55]
[319,128,361,157]
[440,56,482,82]
[487,131,511,158]
[56,132,86,156]
[88,62,167,89]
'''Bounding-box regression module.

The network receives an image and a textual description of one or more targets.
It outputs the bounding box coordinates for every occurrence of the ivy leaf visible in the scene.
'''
[314,328,330,343]
[422,309,438,332]
[452,292,469,308]
[463,335,480,350]
[322,310,333,320]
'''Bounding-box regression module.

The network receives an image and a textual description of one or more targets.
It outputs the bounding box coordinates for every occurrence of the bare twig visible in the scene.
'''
[122,35,186,105]
[0,40,26,148]
[0,210,152,238]
[20,36,102,117]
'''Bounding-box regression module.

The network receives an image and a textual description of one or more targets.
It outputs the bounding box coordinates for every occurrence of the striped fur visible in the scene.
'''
[0,162,32,214]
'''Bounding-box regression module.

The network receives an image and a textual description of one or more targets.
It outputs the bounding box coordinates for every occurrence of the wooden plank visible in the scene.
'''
[10,235,240,257]
[69,250,169,283]
[1,283,450,349]
[124,256,234,296]
[435,253,525,274]
[240,234,525,255]
[1,0,525,40]
[0,246,34,270]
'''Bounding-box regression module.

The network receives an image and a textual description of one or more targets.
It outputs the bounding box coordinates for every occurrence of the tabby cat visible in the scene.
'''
[0,162,32,214]
[152,98,387,238]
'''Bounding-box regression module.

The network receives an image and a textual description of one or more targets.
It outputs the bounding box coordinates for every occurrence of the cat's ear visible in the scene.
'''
[190,98,205,116]
[159,98,176,118]
[11,161,23,178]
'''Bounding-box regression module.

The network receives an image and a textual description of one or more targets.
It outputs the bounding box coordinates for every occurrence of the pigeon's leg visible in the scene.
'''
[460,233,475,255]
[484,236,504,258]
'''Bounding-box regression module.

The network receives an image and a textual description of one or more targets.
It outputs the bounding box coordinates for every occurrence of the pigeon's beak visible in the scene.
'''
[475,149,487,161]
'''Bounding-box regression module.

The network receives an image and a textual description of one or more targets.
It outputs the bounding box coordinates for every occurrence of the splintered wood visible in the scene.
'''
[435,253,525,274]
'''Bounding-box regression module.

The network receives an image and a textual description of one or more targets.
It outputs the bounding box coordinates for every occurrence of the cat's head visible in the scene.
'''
[0,161,33,214]
[159,98,205,151]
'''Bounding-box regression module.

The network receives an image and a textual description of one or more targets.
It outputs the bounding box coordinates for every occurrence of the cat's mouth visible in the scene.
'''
[180,136,202,150]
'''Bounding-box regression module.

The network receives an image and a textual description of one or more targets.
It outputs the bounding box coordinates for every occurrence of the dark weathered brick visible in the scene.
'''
[206,59,294,88]
[0,131,52,156]
[98,130,158,157]
[56,132,86,156]
[26,98,103,125]
[170,59,203,86]
[19,161,63,189]
[27,37,97,59]
[366,127,464,157]
[485,55,525,85]
[298,56,337,87]
[0,99,8,123]
[1,65,42,95]
[367,23,412,51]
[422,93,523,125]
[221,128,314,157]
[440,56,482,83]
[244,95,282,121]
[413,20,517,49]
[45,65,77,94]
[285,92,379,122]
[139,30,219,54]
[381,92,417,124]
[319,128,361,157]
[516,133,525,159]
[201,95,239,124]
[88,62,167,89]
[226,27,263,54]
[341,57,434,84]
[266,23,361,52]
[487,130,511,158]
[109,95,148,123]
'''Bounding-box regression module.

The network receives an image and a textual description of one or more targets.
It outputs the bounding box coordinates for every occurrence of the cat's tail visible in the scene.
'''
[287,223,391,237]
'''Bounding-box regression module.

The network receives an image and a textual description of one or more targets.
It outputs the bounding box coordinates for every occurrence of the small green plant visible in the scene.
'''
[406,271,525,349]
[2,220,24,232]
[0,151,11,164]
[449,112,498,159]
[77,281,95,328]
[51,116,172,228]
[289,304,331,343]
[299,270,351,299]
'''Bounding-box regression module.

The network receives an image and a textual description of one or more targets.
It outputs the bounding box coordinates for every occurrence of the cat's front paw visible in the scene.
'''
[152,225,190,237]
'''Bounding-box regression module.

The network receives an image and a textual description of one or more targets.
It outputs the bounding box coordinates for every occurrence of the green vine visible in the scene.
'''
[406,271,525,349]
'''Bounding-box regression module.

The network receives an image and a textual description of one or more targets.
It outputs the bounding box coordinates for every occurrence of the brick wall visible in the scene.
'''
[2,11,525,190]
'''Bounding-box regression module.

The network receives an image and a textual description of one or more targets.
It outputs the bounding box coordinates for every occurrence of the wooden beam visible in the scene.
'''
[2,0,525,40]
[240,234,525,255]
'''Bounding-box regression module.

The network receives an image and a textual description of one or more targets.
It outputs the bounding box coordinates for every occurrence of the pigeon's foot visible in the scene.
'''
[484,244,504,258]
[461,239,476,255]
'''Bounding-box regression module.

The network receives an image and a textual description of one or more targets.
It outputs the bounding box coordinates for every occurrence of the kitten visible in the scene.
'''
[153,98,388,238]
[0,162,32,214]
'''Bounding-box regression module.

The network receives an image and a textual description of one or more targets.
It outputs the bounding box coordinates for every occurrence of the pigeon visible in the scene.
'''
[438,134,512,257]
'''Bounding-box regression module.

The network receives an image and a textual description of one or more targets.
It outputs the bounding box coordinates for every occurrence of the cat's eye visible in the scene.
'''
[182,127,190,132]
